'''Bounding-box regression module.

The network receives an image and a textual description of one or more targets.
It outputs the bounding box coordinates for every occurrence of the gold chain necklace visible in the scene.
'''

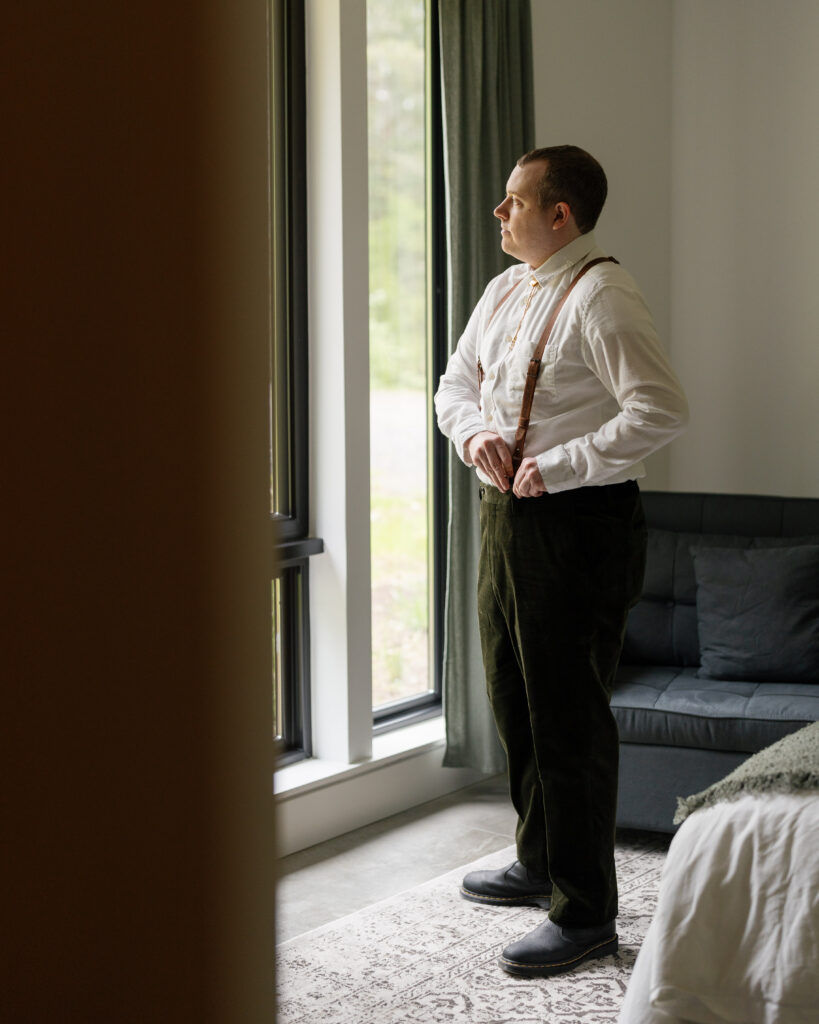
[508,277,541,351]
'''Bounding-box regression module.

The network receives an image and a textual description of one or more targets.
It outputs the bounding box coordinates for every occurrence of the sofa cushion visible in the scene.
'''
[612,665,819,753]
[693,545,819,683]
[622,530,819,667]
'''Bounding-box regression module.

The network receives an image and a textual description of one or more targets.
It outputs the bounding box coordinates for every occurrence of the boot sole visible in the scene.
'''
[460,886,552,910]
[498,934,618,977]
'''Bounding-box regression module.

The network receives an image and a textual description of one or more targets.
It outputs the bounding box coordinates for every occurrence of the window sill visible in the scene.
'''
[274,714,445,799]
[273,713,488,855]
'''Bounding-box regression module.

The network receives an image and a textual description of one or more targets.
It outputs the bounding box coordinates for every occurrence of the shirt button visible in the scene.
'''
[489,373,496,380]
[487,413,494,422]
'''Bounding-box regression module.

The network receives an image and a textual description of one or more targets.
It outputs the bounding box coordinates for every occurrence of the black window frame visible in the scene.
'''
[271,0,320,765]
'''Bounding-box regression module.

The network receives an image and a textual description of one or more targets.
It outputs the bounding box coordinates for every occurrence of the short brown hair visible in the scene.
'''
[517,145,607,234]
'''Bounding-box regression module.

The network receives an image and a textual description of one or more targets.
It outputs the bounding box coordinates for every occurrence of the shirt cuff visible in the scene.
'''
[455,417,488,465]
[535,445,576,493]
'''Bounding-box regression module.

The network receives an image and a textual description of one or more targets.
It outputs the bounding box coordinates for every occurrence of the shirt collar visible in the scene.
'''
[529,232,599,285]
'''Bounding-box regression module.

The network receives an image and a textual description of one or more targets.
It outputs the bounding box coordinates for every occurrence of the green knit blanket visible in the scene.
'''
[674,721,819,824]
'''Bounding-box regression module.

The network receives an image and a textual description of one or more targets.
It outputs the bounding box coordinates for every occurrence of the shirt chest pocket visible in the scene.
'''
[506,337,557,395]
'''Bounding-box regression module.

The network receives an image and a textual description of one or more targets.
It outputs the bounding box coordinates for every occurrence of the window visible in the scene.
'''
[366,0,446,728]
[271,0,321,764]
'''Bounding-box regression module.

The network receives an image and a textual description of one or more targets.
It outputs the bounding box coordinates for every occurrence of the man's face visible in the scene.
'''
[493,160,554,268]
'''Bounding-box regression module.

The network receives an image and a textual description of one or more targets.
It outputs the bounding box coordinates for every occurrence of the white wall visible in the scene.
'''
[530,0,674,488]
[669,0,819,497]
[533,0,819,500]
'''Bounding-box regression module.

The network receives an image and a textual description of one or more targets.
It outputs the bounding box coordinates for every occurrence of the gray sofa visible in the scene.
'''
[613,491,819,832]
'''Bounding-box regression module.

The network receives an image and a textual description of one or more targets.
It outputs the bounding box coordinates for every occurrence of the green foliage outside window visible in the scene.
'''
[367,0,432,708]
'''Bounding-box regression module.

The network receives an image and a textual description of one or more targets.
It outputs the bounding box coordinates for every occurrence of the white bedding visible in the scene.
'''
[619,792,819,1024]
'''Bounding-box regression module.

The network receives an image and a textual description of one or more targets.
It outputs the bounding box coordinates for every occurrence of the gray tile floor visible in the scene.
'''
[276,775,516,943]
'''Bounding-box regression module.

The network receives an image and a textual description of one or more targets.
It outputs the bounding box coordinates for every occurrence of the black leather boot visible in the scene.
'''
[499,918,618,977]
[460,860,552,909]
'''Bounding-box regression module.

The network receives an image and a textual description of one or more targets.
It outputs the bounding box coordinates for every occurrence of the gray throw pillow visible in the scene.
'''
[693,545,819,683]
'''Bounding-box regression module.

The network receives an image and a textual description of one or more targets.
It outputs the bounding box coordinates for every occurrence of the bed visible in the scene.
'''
[620,724,819,1024]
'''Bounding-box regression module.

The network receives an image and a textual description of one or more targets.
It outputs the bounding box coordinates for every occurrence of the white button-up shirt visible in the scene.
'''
[434,232,688,492]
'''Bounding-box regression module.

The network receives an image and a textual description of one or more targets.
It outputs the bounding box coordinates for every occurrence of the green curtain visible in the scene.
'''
[438,0,535,772]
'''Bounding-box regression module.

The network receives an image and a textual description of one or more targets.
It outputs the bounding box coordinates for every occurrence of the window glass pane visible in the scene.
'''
[367,0,432,709]
[272,575,284,741]
[270,311,292,521]
[270,2,291,522]
[272,564,311,760]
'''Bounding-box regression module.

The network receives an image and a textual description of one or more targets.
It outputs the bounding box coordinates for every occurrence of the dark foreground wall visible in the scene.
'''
[2,4,276,1021]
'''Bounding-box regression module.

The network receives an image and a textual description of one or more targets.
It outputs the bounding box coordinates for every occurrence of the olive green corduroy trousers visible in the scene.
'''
[477,480,647,927]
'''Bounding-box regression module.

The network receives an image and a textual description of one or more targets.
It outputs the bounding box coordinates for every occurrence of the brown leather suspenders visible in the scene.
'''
[477,256,619,475]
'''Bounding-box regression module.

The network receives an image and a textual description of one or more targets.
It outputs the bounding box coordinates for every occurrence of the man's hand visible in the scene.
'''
[512,457,547,498]
[466,431,514,492]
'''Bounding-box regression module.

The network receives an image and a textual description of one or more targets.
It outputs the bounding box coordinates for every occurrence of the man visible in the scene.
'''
[434,146,688,978]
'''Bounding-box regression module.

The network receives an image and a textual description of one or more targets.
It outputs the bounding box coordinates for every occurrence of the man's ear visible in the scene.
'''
[552,202,572,229]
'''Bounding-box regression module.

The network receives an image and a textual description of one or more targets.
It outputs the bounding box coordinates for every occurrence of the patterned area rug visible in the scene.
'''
[277,831,669,1024]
